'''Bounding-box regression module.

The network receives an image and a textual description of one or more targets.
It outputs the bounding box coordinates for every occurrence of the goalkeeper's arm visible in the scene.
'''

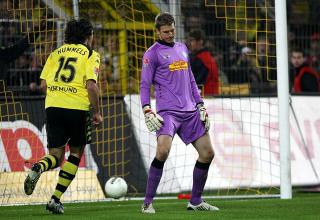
[197,103,210,131]
[143,105,163,132]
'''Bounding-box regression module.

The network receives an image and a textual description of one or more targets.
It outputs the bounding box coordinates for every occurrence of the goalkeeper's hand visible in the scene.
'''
[143,105,164,132]
[197,103,210,131]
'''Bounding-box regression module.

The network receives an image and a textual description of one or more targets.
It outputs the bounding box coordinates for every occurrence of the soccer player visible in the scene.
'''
[23,18,102,214]
[140,12,219,213]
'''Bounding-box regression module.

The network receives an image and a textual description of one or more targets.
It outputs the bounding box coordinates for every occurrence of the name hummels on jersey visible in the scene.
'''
[57,47,87,56]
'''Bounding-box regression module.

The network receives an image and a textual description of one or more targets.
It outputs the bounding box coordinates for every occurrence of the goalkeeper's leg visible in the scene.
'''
[189,133,219,211]
[142,135,172,214]
[142,157,164,214]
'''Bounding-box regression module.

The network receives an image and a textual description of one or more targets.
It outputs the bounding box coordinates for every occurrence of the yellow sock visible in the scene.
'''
[53,155,80,200]
[38,155,57,172]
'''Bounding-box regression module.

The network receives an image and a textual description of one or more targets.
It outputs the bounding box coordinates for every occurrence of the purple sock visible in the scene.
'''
[190,161,210,205]
[144,164,163,205]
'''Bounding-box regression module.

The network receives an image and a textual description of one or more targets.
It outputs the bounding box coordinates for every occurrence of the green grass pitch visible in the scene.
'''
[1,192,319,220]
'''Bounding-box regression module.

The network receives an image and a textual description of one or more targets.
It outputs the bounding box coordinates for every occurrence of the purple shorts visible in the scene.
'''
[156,110,206,145]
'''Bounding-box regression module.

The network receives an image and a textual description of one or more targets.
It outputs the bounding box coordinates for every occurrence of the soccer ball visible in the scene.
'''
[105,176,128,199]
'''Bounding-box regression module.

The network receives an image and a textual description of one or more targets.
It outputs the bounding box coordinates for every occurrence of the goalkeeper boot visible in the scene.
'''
[24,163,41,195]
[46,198,64,214]
[187,200,219,211]
[141,203,155,214]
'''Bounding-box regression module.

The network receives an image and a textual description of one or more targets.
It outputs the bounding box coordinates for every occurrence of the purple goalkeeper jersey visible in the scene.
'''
[140,40,203,113]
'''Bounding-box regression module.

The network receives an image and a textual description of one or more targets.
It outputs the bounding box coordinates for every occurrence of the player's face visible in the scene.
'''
[157,23,175,43]
[291,52,305,68]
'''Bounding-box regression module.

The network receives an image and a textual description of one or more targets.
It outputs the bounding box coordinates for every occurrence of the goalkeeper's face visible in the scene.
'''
[157,23,175,44]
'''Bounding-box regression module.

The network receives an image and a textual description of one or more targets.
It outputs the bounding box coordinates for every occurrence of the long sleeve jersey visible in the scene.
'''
[140,40,203,113]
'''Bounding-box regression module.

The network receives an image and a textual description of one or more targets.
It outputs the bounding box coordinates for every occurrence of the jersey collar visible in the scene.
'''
[157,39,175,47]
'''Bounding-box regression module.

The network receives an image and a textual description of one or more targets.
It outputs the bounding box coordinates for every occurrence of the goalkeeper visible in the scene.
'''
[140,12,219,213]
[23,18,102,214]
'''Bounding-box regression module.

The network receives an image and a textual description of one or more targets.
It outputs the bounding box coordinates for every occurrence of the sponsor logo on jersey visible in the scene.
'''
[48,85,78,93]
[169,60,188,71]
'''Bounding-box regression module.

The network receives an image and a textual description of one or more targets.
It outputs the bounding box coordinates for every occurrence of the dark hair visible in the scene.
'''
[188,29,206,42]
[155,12,175,30]
[64,18,93,44]
[291,47,305,57]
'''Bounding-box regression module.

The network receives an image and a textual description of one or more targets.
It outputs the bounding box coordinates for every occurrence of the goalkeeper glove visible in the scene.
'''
[197,103,210,131]
[143,105,164,132]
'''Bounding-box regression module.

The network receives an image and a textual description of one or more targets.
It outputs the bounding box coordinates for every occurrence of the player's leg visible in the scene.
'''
[177,110,218,211]
[46,109,91,214]
[47,145,85,214]
[142,134,173,214]
[24,107,66,196]
[188,133,219,211]
[24,148,63,196]
[190,133,214,204]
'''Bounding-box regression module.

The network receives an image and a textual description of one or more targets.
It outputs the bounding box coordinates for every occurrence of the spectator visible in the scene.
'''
[188,29,219,95]
[7,54,31,86]
[227,46,261,93]
[222,42,242,82]
[0,21,44,84]
[307,33,320,72]
[255,35,277,94]
[290,47,319,93]
[227,46,252,83]
[185,14,204,33]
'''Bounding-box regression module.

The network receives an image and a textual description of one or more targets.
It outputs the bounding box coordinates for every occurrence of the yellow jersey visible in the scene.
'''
[40,44,100,110]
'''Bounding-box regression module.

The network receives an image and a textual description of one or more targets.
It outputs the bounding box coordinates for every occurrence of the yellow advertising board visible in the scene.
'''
[0,170,105,205]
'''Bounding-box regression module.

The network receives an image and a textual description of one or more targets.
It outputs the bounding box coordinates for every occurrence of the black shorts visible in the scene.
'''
[45,107,92,148]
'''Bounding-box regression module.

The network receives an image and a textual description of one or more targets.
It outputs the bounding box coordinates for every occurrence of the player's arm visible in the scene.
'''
[86,80,99,116]
[186,46,210,131]
[140,50,163,132]
[39,79,47,95]
[140,51,156,108]
[189,64,210,131]
[86,51,102,126]
[188,55,203,104]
